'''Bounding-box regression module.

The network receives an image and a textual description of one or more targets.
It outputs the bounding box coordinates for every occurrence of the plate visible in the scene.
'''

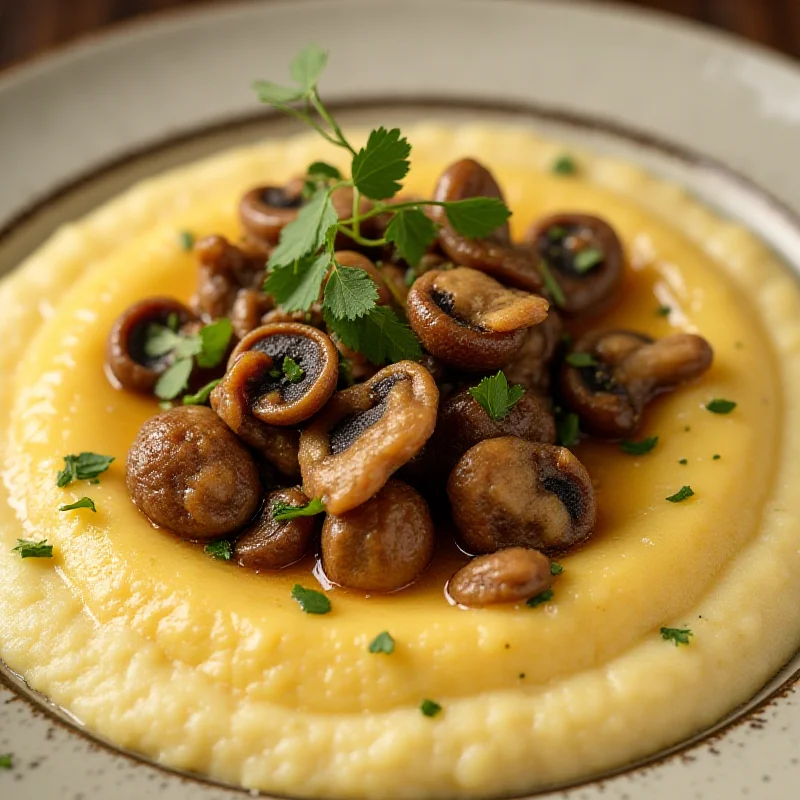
[1,1,800,798]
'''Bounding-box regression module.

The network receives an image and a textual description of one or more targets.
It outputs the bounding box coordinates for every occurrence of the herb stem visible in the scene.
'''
[277,102,342,148]
[335,226,387,247]
[339,199,448,226]
[310,91,357,156]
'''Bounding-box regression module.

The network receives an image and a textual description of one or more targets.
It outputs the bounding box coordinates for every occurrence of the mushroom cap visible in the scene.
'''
[321,479,435,592]
[299,361,439,515]
[502,310,564,393]
[239,181,305,246]
[447,437,597,554]
[126,406,261,539]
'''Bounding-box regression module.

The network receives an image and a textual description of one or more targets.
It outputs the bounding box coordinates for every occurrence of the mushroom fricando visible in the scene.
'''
[111,158,713,607]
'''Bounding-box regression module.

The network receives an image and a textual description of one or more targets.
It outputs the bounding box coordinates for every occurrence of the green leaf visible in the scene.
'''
[324,265,379,320]
[272,497,325,521]
[291,584,331,614]
[143,324,201,361]
[196,318,233,368]
[666,485,695,503]
[290,43,328,91]
[550,562,563,576]
[325,306,422,366]
[268,189,337,269]
[0,754,12,770]
[420,699,442,718]
[443,197,511,239]
[713,454,721,460]
[253,80,305,105]
[660,627,693,646]
[178,230,195,251]
[59,496,96,513]
[565,352,597,368]
[368,631,395,655]
[384,208,439,266]
[307,161,341,180]
[56,452,114,487]
[468,372,524,421]
[656,304,672,316]
[11,539,53,559]
[282,356,305,383]
[526,589,554,608]
[539,259,566,308]
[154,358,194,400]
[264,252,331,312]
[551,154,577,175]
[351,127,411,200]
[619,436,659,456]
[573,247,604,274]
[182,379,221,406]
[706,398,736,414]
[556,412,580,447]
[204,540,233,561]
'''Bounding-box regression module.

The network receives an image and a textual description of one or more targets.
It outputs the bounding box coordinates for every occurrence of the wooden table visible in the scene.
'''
[1,0,799,70]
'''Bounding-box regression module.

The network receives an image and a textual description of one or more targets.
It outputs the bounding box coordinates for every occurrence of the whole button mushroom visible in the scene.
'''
[299,361,439,515]
[407,267,549,371]
[448,548,553,607]
[234,487,319,571]
[321,480,435,592]
[560,329,714,438]
[431,159,543,291]
[525,213,625,318]
[105,297,196,392]
[502,310,564,393]
[448,437,597,554]
[126,406,261,539]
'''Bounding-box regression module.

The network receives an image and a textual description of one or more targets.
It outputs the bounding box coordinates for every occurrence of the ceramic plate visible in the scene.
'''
[1,1,800,798]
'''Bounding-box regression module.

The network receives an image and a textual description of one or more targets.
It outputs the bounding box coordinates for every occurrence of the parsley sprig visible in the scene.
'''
[272,497,325,521]
[11,539,53,559]
[468,371,524,421]
[255,45,511,365]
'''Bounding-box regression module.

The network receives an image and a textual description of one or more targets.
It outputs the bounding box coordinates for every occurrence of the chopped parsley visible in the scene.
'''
[573,247,604,274]
[420,699,442,717]
[706,398,737,415]
[619,436,658,455]
[538,258,566,308]
[468,371,524,421]
[656,304,671,316]
[556,411,580,448]
[660,627,693,646]
[679,458,688,465]
[551,154,577,175]
[666,485,695,503]
[59,496,97,513]
[565,352,597,368]
[182,378,222,406]
[291,584,331,614]
[526,589,554,608]
[368,631,396,655]
[11,539,53,559]
[272,497,325,521]
[178,230,195,251]
[204,540,233,560]
[282,356,305,383]
[0,753,11,770]
[550,562,563,576]
[713,454,721,460]
[56,452,114,488]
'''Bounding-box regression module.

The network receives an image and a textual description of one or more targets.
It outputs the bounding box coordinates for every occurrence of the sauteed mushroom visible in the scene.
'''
[407,268,549,370]
[560,330,714,438]
[448,547,553,607]
[502,310,563,392]
[230,288,275,340]
[431,159,543,291]
[526,213,625,317]
[448,437,596,554]
[126,406,261,539]
[299,361,438,514]
[321,480,434,592]
[234,487,318,571]
[105,297,196,392]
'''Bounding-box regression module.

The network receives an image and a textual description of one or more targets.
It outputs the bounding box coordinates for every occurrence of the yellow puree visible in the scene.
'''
[2,125,800,798]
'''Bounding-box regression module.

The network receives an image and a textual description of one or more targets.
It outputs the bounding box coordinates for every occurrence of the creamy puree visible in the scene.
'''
[2,125,800,798]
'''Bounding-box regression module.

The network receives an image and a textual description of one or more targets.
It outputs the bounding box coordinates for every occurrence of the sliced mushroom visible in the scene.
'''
[234,487,318,571]
[525,213,625,317]
[560,329,714,438]
[126,406,261,539]
[223,322,339,426]
[502,310,564,393]
[448,547,553,607]
[447,437,596,554]
[431,159,543,291]
[407,268,549,370]
[105,297,196,392]
[299,361,438,514]
[321,479,434,592]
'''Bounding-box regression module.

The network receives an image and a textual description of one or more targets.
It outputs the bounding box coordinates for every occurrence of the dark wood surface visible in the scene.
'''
[1,0,799,71]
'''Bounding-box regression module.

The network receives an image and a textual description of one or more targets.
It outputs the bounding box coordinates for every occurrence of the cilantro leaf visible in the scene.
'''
[325,306,421,365]
[443,197,511,239]
[182,379,221,406]
[556,411,580,447]
[368,631,395,655]
[268,189,337,269]
[154,358,194,400]
[550,562,563,576]
[179,230,195,251]
[290,43,328,91]
[468,372,524,421]
[0,754,11,769]
[204,540,233,560]
[706,398,736,414]
[12,539,53,559]
[566,352,597,368]
[324,265,379,320]
[385,208,439,267]
[351,127,411,200]
[539,259,566,308]
[619,436,659,455]
[196,318,233,368]
[660,627,693,646]
[526,589,554,608]
[307,161,341,181]
[573,247,604,273]
[420,699,442,718]
[291,584,331,614]
[264,252,331,312]
[272,497,325,521]
[282,357,305,383]
[56,452,114,487]
[253,81,306,105]
[666,485,695,503]
[59,496,96,513]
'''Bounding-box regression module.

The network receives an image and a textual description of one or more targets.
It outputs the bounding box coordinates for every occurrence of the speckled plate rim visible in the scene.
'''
[2,1,800,798]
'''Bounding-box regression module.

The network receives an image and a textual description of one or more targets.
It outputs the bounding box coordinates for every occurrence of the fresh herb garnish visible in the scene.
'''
[656,304,671,316]
[282,356,305,383]
[468,371,524,421]
[551,154,577,175]
[182,379,222,406]
[272,497,326,521]
[59,496,97,513]
[56,452,114,487]
[291,584,332,614]
[255,45,511,365]
[556,411,580,448]
[538,258,566,308]
[713,454,721,460]
[548,225,567,241]
[420,699,442,717]
[550,562,563,576]
[573,247,603,274]
[11,539,53,559]
[204,540,233,560]
[619,436,658,455]
[666,485,695,503]
[0,754,11,770]
[178,230,195,251]
[679,458,688,465]
[526,589,554,608]
[706,398,736,415]
[368,631,395,655]
[660,627,693,646]
[565,352,597,368]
